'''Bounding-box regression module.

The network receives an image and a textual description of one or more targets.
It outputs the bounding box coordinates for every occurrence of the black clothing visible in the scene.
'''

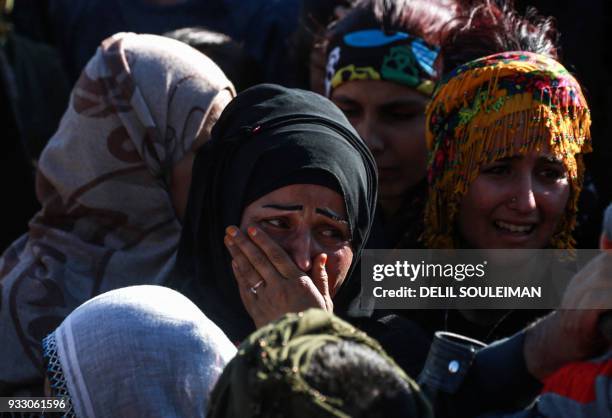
[13,0,301,85]
[175,84,377,342]
[0,32,69,251]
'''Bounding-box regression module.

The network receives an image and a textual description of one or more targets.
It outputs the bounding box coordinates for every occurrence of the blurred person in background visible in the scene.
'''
[164,26,264,92]
[11,0,300,85]
[0,0,69,250]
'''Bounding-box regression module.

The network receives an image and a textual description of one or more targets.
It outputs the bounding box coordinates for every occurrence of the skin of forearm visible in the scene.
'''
[523,312,563,380]
[524,310,607,380]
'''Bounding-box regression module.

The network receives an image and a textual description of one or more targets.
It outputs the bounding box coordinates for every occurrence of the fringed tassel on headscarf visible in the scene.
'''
[424,52,592,249]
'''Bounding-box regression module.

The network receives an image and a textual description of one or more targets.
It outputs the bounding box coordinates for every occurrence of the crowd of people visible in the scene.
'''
[0,0,610,417]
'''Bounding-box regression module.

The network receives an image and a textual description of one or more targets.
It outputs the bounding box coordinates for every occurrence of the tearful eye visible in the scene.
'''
[320,228,341,238]
[262,218,289,229]
[318,227,351,242]
[539,167,566,181]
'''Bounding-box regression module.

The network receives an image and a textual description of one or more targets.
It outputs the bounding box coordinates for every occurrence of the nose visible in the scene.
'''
[286,229,319,273]
[509,173,537,213]
[356,114,384,154]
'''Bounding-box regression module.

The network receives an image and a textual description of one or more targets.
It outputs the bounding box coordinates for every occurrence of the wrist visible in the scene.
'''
[524,312,575,380]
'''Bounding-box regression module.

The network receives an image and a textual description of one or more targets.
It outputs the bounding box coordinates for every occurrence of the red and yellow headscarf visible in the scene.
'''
[424,51,592,249]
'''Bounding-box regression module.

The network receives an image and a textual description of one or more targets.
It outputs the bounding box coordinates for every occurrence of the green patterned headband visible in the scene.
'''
[325,29,439,97]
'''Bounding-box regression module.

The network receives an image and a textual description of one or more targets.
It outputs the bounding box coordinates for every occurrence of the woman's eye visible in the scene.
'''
[339,107,360,119]
[320,228,340,238]
[538,167,566,181]
[318,227,350,242]
[262,218,289,229]
[482,164,511,176]
[384,112,417,122]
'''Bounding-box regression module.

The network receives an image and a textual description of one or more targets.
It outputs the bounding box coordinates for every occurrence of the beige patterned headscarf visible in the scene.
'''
[0,32,234,394]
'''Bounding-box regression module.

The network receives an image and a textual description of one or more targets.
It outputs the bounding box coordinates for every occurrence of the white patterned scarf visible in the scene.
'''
[0,32,234,394]
[42,285,236,417]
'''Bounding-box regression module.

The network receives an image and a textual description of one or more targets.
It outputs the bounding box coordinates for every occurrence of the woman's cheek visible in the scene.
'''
[539,178,571,218]
[327,247,354,296]
[170,151,195,221]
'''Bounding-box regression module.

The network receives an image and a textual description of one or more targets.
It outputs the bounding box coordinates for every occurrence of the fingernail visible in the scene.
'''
[226,226,238,237]
[247,226,257,237]
[225,235,234,246]
[321,253,328,267]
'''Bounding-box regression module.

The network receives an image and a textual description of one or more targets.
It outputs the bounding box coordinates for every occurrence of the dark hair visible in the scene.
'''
[440,0,559,74]
[289,0,356,90]
[327,0,458,47]
[164,27,263,92]
[304,341,419,418]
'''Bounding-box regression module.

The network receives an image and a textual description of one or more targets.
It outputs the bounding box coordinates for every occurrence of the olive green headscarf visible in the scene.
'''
[207,309,432,418]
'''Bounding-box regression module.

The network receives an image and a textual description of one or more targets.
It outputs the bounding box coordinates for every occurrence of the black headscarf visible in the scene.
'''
[175,84,377,342]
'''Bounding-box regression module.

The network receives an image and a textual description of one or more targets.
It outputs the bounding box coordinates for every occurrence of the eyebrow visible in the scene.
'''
[262,204,303,211]
[332,96,360,106]
[316,208,348,223]
[261,204,348,223]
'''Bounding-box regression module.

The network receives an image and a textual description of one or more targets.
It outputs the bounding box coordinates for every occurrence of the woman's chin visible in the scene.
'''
[462,227,552,265]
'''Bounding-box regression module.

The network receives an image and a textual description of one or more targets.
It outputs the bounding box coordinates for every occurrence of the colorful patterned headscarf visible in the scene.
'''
[324,29,439,97]
[207,309,432,418]
[424,51,592,249]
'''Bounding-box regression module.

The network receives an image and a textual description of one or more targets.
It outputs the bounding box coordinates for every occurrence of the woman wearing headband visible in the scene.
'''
[323,0,458,249]
[314,0,460,377]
